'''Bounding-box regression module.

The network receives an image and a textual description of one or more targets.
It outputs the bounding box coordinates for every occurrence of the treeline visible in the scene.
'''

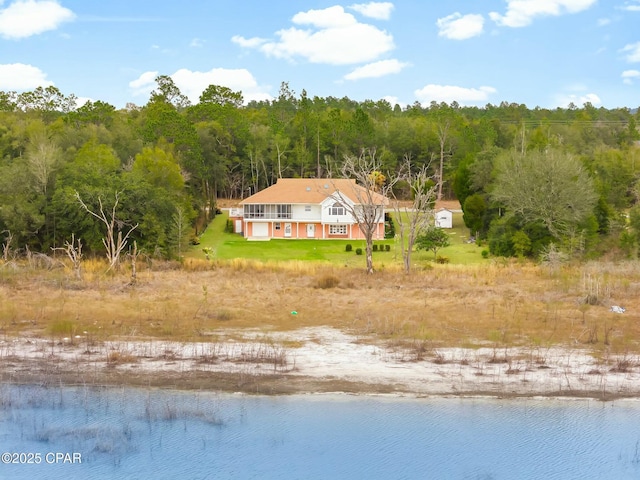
[0,77,639,260]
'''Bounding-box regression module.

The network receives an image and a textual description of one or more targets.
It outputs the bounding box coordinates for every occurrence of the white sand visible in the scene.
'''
[1,327,638,398]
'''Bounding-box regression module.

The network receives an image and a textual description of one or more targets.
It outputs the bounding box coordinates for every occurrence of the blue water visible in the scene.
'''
[1,384,639,479]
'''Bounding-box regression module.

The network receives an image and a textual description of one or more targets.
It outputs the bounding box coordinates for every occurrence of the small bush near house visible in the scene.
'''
[385,244,391,252]
[345,244,353,252]
[225,220,234,233]
[355,248,363,255]
[481,250,489,259]
[384,212,396,239]
[373,244,378,252]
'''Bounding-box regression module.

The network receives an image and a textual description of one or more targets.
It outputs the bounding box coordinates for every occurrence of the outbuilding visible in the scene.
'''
[435,208,453,229]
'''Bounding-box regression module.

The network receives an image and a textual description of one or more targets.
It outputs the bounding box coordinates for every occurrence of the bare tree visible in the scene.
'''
[1,230,14,262]
[272,132,290,179]
[335,149,396,274]
[172,205,190,259]
[127,241,139,285]
[26,129,61,196]
[52,233,83,280]
[75,191,138,272]
[392,156,437,274]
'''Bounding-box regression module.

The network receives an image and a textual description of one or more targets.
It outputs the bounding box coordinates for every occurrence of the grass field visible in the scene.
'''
[187,209,486,268]
[2,256,640,360]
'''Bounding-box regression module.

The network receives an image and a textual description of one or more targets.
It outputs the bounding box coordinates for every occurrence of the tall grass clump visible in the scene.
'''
[50,320,76,337]
[315,274,340,289]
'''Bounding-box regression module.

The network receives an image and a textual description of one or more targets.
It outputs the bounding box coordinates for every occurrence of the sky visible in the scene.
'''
[1,0,639,110]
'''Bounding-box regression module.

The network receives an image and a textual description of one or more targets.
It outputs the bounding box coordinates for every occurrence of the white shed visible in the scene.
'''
[435,208,453,229]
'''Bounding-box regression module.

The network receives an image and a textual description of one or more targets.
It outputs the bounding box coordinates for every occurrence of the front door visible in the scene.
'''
[284,223,292,238]
[306,224,315,238]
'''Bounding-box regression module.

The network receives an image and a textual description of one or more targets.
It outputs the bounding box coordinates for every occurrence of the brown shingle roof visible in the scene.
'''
[240,178,388,205]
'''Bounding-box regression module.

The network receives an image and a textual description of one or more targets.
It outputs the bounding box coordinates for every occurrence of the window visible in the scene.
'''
[243,204,291,219]
[276,204,291,219]
[305,205,311,212]
[329,225,347,235]
[244,204,265,218]
[329,202,345,216]
[275,222,281,230]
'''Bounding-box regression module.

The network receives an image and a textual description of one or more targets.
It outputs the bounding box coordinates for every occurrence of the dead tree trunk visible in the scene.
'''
[392,156,437,274]
[75,191,138,272]
[52,233,83,280]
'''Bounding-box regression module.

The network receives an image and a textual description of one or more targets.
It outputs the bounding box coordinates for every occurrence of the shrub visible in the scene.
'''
[224,219,234,233]
[107,351,138,365]
[316,274,340,289]
[436,256,450,264]
[214,309,234,321]
[416,227,450,259]
[355,248,363,255]
[345,244,353,252]
[373,244,378,252]
[385,244,391,252]
[384,212,396,239]
[481,249,489,259]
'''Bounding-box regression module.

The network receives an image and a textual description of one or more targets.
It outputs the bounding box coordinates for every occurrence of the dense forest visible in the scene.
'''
[1,76,639,261]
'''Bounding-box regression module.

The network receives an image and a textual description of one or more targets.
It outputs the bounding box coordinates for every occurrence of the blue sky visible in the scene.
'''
[1,0,639,109]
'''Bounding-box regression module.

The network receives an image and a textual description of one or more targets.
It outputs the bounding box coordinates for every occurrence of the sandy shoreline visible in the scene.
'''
[2,327,639,400]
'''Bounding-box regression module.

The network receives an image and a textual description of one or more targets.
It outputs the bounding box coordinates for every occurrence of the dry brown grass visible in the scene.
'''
[1,258,640,356]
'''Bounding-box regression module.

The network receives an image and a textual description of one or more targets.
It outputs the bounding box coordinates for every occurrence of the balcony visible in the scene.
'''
[243,204,292,220]
[244,212,292,220]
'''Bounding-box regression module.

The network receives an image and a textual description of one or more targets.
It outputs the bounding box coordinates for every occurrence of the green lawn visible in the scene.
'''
[187,209,487,266]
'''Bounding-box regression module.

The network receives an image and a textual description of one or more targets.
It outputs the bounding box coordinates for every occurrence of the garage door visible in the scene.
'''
[252,222,269,237]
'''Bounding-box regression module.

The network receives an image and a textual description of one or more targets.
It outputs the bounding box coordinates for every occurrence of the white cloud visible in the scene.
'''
[382,95,403,108]
[349,2,394,20]
[414,84,496,105]
[74,97,93,108]
[622,69,640,84]
[621,42,640,62]
[231,35,267,48]
[597,17,611,26]
[489,0,597,28]
[233,6,394,65]
[0,0,75,39]
[620,1,640,11]
[128,71,158,97]
[344,59,409,80]
[554,92,601,107]
[189,38,204,48]
[0,63,52,90]
[129,68,272,104]
[293,5,356,28]
[437,13,484,40]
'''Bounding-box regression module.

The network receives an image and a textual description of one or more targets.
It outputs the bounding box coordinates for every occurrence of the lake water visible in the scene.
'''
[1,384,639,479]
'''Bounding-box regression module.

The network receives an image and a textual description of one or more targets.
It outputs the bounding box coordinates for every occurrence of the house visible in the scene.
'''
[229,178,388,240]
[435,208,453,229]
